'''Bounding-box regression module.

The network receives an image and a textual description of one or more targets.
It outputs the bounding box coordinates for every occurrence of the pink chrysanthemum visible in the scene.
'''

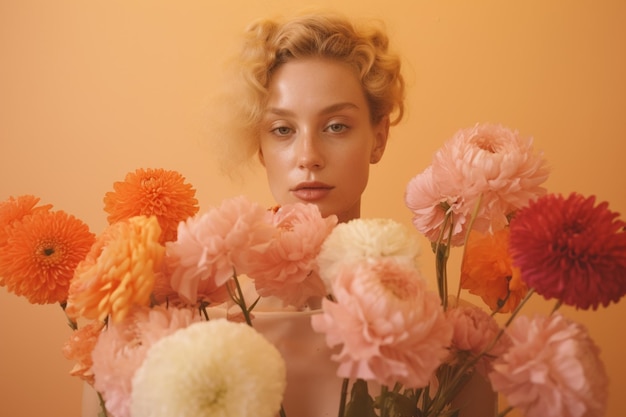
[66,216,164,322]
[91,305,202,417]
[312,258,452,388]
[489,313,608,417]
[406,123,549,246]
[62,320,105,385]
[509,192,626,310]
[151,269,197,308]
[165,196,275,305]
[104,168,200,244]
[0,210,95,304]
[446,302,508,376]
[246,203,338,308]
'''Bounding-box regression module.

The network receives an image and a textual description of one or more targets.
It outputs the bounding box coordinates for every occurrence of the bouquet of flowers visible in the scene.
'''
[1,123,624,417]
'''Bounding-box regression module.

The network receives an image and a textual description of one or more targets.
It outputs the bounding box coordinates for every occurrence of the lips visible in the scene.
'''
[291,182,334,202]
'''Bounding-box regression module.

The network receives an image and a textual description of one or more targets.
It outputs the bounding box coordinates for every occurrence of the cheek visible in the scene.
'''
[263,154,290,178]
[341,145,373,171]
[261,149,291,194]
[260,141,288,170]
[335,150,372,192]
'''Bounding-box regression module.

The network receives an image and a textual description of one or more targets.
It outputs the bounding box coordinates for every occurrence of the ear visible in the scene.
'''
[258,148,266,166]
[370,116,390,164]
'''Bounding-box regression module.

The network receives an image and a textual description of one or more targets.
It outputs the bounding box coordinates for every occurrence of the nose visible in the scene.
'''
[296,131,325,170]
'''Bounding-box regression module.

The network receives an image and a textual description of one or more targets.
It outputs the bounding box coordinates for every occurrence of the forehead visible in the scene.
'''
[266,58,369,110]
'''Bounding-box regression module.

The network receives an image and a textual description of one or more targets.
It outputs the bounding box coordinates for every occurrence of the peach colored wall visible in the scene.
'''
[1,1,624,417]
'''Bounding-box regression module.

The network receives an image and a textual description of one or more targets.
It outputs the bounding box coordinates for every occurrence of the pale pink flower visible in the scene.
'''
[164,196,275,305]
[312,258,452,388]
[406,123,549,246]
[446,302,508,376]
[153,263,231,309]
[151,269,191,308]
[91,305,202,417]
[316,218,421,289]
[489,313,608,417]
[61,320,105,385]
[246,203,338,308]
[404,166,468,246]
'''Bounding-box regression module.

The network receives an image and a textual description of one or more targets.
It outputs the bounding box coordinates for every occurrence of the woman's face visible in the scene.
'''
[259,58,389,223]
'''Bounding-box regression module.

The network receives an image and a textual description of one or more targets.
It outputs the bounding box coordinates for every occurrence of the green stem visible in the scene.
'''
[226,270,254,327]
[97,391,108,417]
[199,301,210,321]
[456,194,484,302]
[435,242,449,309]
[379,385,389,417]
[550,299,563,315]
[59,301,78,331]
[337,378,349,417]
[433,209,454,310]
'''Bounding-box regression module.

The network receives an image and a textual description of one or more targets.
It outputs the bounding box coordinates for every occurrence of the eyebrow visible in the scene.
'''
[265,102,360,117]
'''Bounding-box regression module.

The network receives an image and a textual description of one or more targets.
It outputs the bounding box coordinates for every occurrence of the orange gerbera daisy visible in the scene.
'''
[66,215,164,323]
[103,168,199,244]
[0,210,95,304]
[460,228,528,313]
[0,195,52,246]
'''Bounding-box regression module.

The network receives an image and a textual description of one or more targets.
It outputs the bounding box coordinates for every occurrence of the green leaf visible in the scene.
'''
[344,379,378,417]
[385,390,419,417]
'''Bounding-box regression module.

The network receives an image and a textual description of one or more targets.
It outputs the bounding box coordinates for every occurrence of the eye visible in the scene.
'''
[326,123,348,133]
[271,126,293,136]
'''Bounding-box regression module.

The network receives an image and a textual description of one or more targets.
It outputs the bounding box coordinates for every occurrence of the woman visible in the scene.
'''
[214,11,405,223]
[211,10,497,417]
[210,11,406,417]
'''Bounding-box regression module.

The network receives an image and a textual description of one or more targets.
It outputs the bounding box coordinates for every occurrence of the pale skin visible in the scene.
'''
[259,58,390,223]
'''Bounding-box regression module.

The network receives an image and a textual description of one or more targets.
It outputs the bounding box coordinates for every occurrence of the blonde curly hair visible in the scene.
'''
[210,11,405,174]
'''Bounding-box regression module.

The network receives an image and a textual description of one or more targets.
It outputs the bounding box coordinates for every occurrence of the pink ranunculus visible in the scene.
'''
[312,258,453,388]
[446,302,509,376]
[405,166,468,247]
[246,203,338,309]
[509,192,626,310]
[91,305,202,417]
[406,123,549,246]
[164,196,276,305]
[62,320,105,385]
[489,313,608,417]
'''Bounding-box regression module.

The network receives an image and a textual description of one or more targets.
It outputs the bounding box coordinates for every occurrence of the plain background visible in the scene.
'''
[1,1,625,416]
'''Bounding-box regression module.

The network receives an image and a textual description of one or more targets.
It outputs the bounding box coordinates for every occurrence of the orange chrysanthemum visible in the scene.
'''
[0,195,53,286]
[460,228,528,313]
[0,210,95,304]
[0,195,52,246]
[103,168,199,244]
[62,320,105,385]
[66,215,164,323]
